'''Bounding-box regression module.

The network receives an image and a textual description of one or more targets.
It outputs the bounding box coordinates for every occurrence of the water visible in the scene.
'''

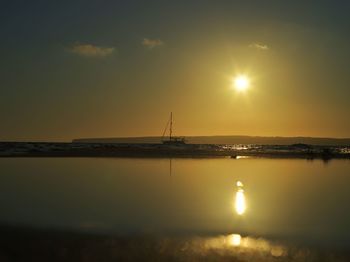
[1,157,350,247]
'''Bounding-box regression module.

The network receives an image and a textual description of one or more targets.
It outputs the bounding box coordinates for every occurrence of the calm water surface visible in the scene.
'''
[1,157,350,246]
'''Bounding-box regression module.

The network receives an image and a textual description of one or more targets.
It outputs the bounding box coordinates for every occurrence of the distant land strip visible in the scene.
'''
[73,136,350,146]
[1,142,350,159]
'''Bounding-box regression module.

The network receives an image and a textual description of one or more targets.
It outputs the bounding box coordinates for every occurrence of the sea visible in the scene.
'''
[1,157,350,261]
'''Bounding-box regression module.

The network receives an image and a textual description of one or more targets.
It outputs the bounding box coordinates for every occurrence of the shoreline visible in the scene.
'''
[1,142,349,160]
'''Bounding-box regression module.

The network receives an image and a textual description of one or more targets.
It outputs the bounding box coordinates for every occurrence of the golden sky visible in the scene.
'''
[1,1,350,141]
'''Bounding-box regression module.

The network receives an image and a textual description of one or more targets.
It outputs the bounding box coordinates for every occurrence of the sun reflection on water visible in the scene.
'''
[199,234,288,258]
[235,181,246,215]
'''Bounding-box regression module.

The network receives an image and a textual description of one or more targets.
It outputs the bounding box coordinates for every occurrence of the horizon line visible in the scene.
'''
[2,134,350,143]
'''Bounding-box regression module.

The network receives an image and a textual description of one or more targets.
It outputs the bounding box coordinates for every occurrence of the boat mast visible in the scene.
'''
[170,112,173,140]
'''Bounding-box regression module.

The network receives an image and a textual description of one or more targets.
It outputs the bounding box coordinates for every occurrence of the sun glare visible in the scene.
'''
[229,234,242,246]
[233,75,250,92]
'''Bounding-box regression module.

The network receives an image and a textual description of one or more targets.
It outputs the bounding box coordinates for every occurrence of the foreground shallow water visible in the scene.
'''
[0,157,350,260]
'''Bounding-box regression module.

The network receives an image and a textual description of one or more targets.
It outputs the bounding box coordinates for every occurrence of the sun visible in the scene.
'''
[233,75,250,92]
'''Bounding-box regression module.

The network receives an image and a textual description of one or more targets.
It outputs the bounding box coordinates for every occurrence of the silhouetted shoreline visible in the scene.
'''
[73,135,350,146]
[1,142,349,160]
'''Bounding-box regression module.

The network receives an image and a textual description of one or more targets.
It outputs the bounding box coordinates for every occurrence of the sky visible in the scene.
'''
[1,0,350,141]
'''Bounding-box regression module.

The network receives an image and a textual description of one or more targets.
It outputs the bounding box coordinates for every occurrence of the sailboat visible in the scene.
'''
[162,112,186,145]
